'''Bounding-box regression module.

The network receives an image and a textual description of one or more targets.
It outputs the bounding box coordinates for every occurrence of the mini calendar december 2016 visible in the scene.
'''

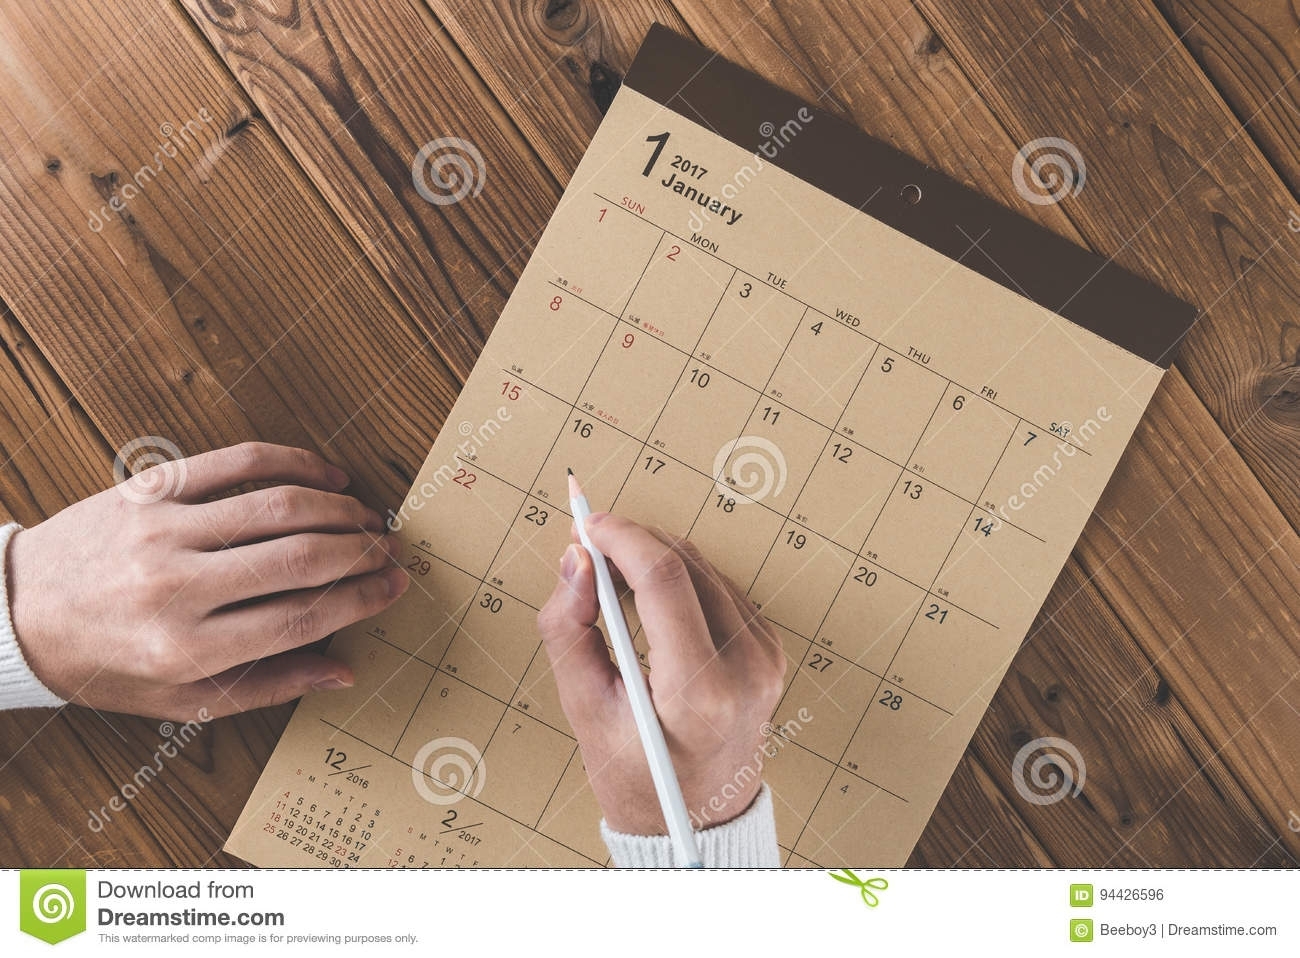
[225,26,1196,869]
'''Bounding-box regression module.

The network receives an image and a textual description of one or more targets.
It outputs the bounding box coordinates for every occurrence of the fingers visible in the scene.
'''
[176,652,355,719]
[581,512,715,679]
[209,532,399,603]
[536,544,621,728]
[667,538,751,655]
[203,566,408,668]
[713,564,784,664]
[171,443,351,503]
[188,486,384,548]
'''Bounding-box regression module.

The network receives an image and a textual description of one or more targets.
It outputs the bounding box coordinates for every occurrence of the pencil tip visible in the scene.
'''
[567,467,573,476]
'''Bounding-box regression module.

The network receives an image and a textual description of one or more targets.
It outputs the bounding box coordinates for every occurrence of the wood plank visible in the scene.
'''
[0,704,289,867]
[912,0,1300,859]
[1152,0,1300,196]
[176,0,568,382]
[0,1,456,511]
[666,0,1298,861]
[974,556,1292,866]
[426,0,695,178]
[0,303,113,524]
[910,753,1055,866]
[0,0,473,867]
[1074,368,1300,861]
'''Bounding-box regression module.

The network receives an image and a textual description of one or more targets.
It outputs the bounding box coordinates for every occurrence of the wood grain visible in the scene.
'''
[177,0,566,382]
[0,2,456,509]
[1153,0,1300,197]
[0,303,112,525]
[425,0,694,177]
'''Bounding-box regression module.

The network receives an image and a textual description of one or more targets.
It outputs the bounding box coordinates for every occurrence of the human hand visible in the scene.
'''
[6,442,408,720]
[537,513,786,834]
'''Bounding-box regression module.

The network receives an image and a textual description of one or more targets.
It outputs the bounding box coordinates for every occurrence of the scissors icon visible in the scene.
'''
[828,869,888,907]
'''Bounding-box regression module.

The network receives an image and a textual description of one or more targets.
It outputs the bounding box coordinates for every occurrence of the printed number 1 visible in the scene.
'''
[643,132,670,177]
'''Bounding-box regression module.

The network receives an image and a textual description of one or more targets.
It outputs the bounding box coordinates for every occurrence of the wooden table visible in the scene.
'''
[0,0,1296,869]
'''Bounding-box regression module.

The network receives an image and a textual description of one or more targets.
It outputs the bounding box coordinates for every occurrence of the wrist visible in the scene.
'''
[599,774,762,836]
[0,524,66,709]
[601,782,780,867]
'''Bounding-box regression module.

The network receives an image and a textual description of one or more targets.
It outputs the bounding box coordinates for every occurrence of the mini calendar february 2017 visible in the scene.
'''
[225,25,1196,869]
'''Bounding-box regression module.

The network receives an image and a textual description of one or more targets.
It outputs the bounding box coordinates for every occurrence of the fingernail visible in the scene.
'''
[561,544,580,581]
[325,464,350,489]
[585,511,610,526]
[383,566,409,598]
[313,676,352,691]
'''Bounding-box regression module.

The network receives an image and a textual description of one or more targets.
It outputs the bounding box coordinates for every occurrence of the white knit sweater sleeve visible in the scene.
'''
[0,523,66,710]
[600,782,781,868]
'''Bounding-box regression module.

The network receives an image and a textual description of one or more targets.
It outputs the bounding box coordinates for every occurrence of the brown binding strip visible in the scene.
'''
[622,24,1198,368]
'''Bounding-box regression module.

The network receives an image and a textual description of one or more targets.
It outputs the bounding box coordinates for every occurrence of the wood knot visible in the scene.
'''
[543,0,581,30]
[1043,683,1063,704]
[45,158,62,173]
[589,60,621,115]
[1118,810,1135,828]
[1254,363,1300,427]
[918,30,944,56]
[180,370,195,385]
[1153,676,1171,705]
[1009,728,1033,749]
[90,170,120,202]
[226,115,253,138]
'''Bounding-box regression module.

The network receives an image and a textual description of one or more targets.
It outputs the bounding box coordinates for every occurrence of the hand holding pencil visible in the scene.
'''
[536,483,787,857]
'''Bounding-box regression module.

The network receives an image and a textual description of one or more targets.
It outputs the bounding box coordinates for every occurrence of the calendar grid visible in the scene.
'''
[318,718,604,867]
[464,228,673,817]
[592,191,1093,460]
[543,282,1046,546]
[336,193,1047,862]
[467,382,1003,634]
[786,402,1021,856]
[491,367,1019,629]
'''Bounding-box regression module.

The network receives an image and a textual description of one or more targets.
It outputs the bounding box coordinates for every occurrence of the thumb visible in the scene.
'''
[537,544,620,726]
[174,652,354,718]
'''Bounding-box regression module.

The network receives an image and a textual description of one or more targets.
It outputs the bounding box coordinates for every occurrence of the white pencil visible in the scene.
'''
[567,469,703,868]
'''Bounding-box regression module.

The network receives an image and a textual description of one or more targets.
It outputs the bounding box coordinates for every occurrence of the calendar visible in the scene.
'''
[226,26,1196,868]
